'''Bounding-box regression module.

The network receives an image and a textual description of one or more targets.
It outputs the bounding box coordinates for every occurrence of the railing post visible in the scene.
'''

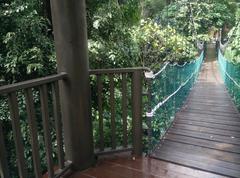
[50,0,94,170]
[0,121,10,178]
[146,76,153,153]
[132,70,143,155]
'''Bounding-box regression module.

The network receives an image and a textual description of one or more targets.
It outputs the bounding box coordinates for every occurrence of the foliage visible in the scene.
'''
[87,0,141,68]
[0,0,56,84]
[157,0,236,41]
[141,0,166,18]
[87,0,198,71]
[131,19,198,70]
[225,9,240,63]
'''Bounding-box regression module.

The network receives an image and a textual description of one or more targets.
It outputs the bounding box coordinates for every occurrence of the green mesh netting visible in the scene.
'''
[146,52,204,152]
[218,50,240,109]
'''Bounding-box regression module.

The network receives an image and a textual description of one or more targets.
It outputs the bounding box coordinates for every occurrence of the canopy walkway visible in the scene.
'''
[2,1,240,176]
[151,52,240,178]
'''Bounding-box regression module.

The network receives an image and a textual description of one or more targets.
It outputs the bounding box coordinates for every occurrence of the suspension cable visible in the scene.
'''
[145,56,200,79]
[145,62,169,79]
[169,62,187,67]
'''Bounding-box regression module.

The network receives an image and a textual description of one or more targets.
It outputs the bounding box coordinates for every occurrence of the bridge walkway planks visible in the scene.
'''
[151,56,240,178]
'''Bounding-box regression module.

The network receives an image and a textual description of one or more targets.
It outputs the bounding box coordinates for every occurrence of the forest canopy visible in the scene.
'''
[0,0,239,85]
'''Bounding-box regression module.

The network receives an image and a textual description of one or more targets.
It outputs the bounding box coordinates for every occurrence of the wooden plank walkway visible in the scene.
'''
[69,153,227,178]
[151,55,240,177]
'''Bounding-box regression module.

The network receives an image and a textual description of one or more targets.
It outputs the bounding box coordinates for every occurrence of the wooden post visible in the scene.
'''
[0,121,10,178]
[50,0,94,170]
[132,70,143,155]
[146,77,153,153]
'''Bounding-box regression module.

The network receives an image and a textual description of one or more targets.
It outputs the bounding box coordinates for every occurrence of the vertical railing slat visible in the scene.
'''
[52,82,65,169]
[24,88,42,178]
[131,71,143,155]
[121,73,128,148]
[146,77,153,151]
[8,92,28,178]
[0,121,10,178]
[109,74,116,149]
[97,75,104,151]
[40,85,54,178]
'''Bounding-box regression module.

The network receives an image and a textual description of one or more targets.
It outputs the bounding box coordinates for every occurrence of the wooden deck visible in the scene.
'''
[69,153,226,178]
[151,57,240,177]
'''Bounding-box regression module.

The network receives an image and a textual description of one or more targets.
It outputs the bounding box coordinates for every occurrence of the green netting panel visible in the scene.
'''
[218,50,240,109]
[146,52,204,153]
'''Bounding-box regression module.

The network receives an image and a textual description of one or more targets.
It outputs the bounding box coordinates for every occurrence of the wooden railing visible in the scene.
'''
[0,73,71,178]
[0,67,149,177]
[89,67,149,156]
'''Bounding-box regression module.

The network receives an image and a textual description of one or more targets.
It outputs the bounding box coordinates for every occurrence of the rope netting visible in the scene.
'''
[218,50,240,109]
[145,52,204,152]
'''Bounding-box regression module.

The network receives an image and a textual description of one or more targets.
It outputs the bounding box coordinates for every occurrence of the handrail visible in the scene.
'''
[89,67,150,75]
[0,72,67,95]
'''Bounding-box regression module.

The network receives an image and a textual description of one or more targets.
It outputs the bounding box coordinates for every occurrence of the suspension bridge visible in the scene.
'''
[150,46,240,178]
